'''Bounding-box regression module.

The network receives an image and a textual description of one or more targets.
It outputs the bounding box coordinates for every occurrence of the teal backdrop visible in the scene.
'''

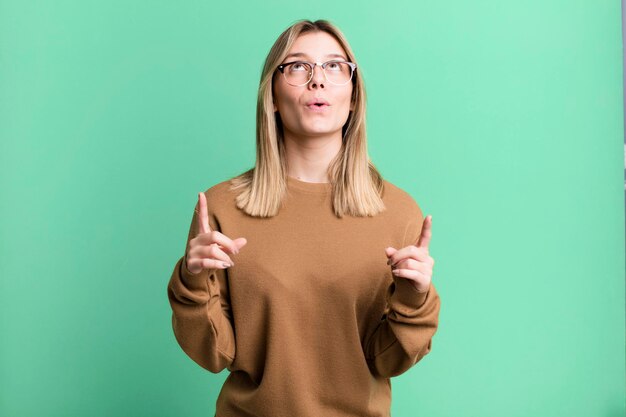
[1,1,624,416]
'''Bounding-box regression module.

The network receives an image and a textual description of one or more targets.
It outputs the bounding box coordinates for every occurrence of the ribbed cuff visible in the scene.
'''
[179,256,210,293]
[390,277,430,313]
[179,255,221,297]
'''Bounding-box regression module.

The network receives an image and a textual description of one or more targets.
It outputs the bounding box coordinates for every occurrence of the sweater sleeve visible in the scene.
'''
[166,199,236,373]
[364,205,441,379]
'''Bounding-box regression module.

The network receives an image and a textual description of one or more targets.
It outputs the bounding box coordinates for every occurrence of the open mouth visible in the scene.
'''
[306,104,329,112]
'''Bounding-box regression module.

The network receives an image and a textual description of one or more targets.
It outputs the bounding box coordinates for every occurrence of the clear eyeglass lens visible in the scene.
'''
[284,62,353,86]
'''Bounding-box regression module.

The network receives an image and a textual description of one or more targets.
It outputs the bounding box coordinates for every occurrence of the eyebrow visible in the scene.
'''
[283,52,348,61]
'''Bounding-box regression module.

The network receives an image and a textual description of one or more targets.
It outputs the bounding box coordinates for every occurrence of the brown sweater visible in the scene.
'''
[167,176,441,417]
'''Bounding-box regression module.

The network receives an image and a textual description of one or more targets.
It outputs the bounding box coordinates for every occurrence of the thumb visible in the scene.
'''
[385,246,397,257]
[234,237,248,250]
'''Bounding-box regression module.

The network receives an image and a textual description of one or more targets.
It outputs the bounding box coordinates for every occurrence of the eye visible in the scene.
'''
[325,61,342,71]
[291,62,309,72]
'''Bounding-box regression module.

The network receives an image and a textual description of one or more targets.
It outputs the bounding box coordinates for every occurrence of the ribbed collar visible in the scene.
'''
[286,176,332,194]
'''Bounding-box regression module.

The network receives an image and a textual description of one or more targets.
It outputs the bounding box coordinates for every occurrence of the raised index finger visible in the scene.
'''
[197,192,211,234]
[415,215,432,248]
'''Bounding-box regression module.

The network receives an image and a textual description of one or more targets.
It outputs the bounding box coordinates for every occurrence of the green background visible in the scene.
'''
[1,1,624,416]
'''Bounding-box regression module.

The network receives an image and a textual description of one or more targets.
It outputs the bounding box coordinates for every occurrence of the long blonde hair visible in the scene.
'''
[230,19,386,218]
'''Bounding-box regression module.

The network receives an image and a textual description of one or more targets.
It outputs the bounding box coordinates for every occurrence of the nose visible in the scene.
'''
[308,63,325,89]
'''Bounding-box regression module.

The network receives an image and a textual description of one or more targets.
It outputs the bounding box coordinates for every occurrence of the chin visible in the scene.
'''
[304,129,341,137]
[303,123,342,134]
[284,120,344,138]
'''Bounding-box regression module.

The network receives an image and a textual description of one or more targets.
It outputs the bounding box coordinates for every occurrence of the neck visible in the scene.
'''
[283,130,342,183]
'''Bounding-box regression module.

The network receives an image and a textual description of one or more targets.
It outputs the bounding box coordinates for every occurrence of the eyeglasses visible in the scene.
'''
[276,60,357,87]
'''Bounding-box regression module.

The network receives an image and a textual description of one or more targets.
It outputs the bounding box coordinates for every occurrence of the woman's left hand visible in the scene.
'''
[384,215,434,293]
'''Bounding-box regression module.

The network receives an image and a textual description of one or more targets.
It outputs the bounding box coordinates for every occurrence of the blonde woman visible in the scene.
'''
[167,19,441,417]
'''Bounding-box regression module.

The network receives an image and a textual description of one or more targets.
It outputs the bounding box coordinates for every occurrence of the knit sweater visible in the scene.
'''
[167,175,441,417]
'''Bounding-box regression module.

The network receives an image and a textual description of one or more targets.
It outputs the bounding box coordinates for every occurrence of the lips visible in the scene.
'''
[305,98,330,107]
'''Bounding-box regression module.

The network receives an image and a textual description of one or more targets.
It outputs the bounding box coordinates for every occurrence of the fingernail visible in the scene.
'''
[222,262,232,268]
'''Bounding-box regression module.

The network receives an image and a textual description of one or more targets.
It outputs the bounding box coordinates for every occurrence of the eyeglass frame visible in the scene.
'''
[276,60,358,86]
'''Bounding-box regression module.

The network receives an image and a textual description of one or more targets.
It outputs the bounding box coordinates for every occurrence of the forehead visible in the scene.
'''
[284,31,348,61]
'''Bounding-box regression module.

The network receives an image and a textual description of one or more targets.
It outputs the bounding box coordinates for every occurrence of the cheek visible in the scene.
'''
[274,97,305,130]
[274,88,299,112]
[276,98,300,121]
[335,92,353,119]
[338,87,354,110]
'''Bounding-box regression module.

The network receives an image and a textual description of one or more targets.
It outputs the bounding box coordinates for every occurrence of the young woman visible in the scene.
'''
[167,19,441,417]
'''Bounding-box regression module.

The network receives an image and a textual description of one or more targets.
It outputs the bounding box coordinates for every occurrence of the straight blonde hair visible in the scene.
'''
[229,19,386,218]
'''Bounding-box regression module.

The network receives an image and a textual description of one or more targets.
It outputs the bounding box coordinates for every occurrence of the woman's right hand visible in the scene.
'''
[185,191,247,275]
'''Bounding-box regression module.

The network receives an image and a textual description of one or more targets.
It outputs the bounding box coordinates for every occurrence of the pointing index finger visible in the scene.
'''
[415,215,432,248]
[197,192,211,234]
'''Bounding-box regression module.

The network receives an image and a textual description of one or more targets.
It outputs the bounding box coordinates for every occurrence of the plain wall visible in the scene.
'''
[1,1,624,416]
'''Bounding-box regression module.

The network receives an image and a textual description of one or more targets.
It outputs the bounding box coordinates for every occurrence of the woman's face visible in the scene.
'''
[273,31,354,140]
